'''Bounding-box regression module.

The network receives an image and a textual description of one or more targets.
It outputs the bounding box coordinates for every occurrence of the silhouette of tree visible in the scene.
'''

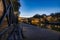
[50,13,55,17]
[55,12,60,22]
[50,12,60,17]
[7,0,21,11]
[33,14,41,18]
[12,0,21,11]
[54,12,60,17]
[9,0,21,23]
[42,14,46,16]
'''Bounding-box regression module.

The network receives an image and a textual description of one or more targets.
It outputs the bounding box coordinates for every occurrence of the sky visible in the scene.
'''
[19,0,60,17]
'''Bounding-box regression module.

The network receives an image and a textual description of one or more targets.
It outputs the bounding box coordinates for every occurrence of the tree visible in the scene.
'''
[54,12,60,17]
[33,14,41,18]
[6,0,21,23]
[50,13,55,17]
[12,0,21,11]
[6,0,21,11]
[42,14,46,16]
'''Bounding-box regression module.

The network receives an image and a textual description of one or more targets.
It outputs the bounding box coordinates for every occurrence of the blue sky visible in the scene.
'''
[19,0,60,17]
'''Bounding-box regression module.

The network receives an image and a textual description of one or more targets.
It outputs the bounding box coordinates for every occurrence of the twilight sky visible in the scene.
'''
[19,0,60,17]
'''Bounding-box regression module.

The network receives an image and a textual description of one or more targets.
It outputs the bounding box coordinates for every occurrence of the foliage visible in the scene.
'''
[12,0,21,11]
[7,0,21,11]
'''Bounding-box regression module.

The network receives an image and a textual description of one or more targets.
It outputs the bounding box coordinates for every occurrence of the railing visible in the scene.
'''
[0,0,23,40]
